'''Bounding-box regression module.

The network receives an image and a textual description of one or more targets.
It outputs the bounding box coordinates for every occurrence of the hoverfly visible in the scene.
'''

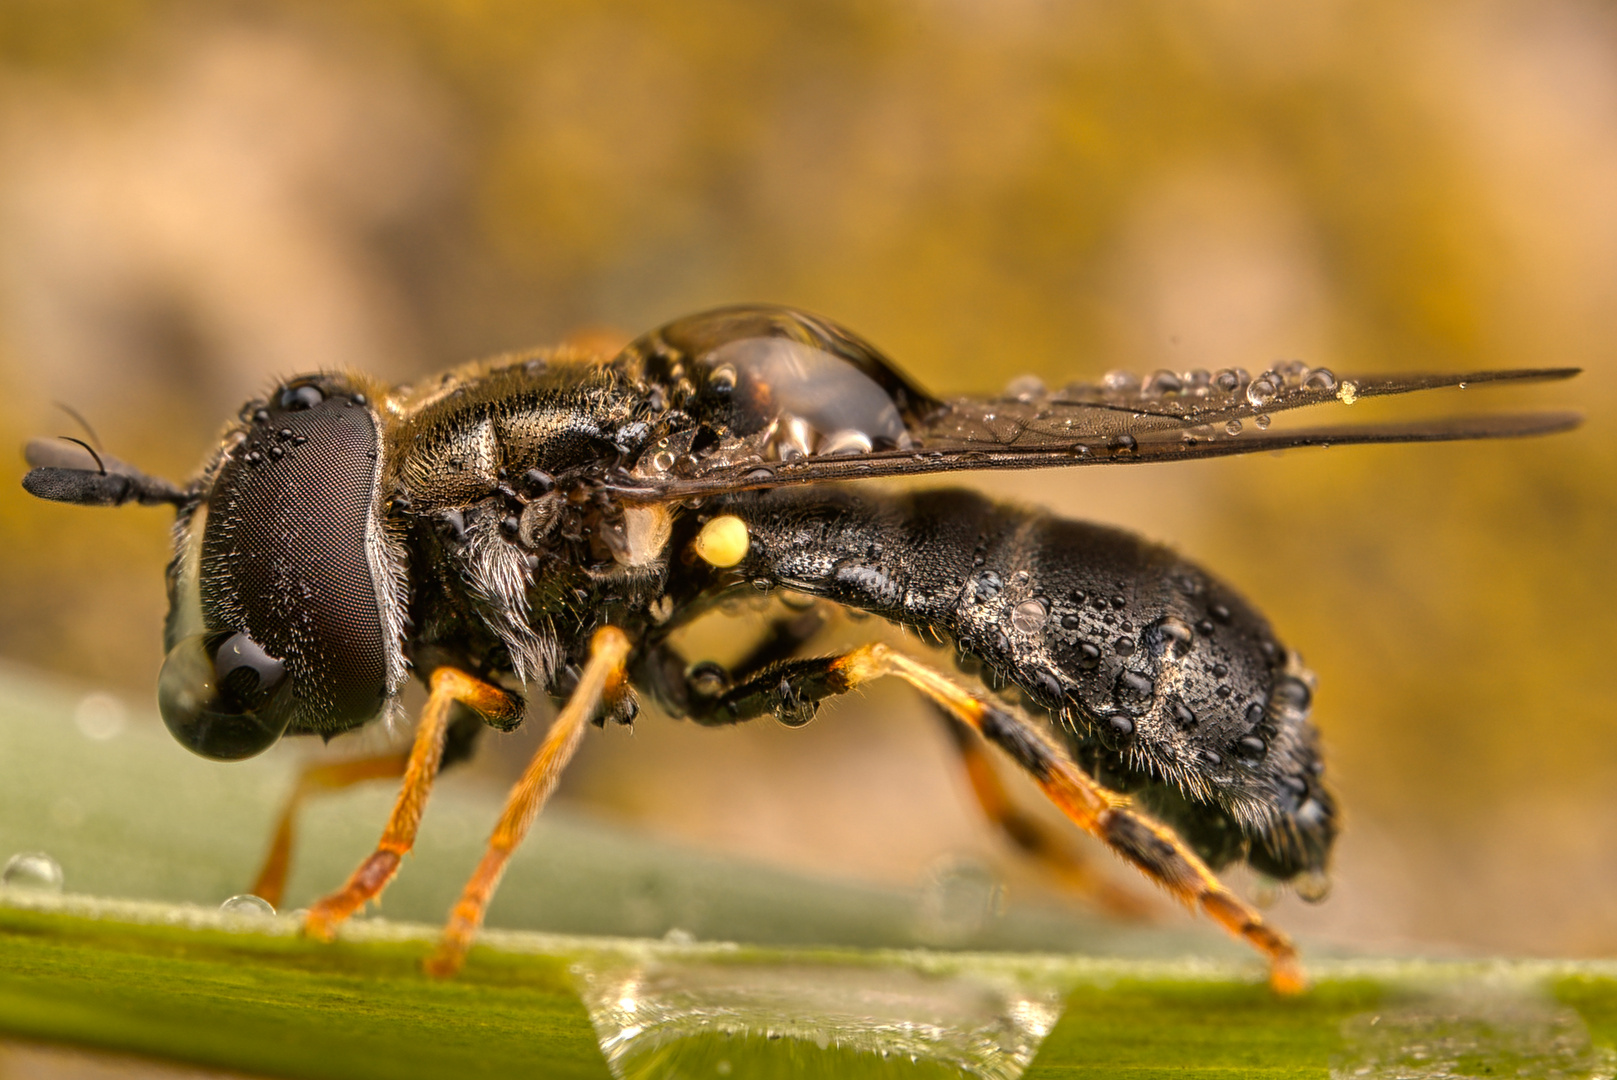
[22,305,1578,989]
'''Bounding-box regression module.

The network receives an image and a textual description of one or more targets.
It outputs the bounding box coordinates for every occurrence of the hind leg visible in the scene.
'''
[677,642,1304,993]
[933,706,1156,921]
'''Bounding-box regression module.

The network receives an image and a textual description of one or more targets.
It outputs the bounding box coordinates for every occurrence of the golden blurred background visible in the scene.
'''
[1,0,1613,958]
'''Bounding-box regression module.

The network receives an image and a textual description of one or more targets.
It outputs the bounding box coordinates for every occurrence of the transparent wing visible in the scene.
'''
[608,367,1580,501]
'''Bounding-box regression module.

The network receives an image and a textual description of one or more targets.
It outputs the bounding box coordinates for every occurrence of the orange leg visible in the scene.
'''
[426,626,632,977]
[842,645,1304,994]
[250,752,410,909]
[938,713,1157,922]
[303,667,522,941]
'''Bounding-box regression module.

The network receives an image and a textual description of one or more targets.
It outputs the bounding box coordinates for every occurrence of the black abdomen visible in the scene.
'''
[726,485,1336,883]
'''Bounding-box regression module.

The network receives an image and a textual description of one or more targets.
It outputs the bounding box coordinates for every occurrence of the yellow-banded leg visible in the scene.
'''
[302,667,523,940]
[688,642,1305,993]
[426,626,633,977]
[936,711,1156,922]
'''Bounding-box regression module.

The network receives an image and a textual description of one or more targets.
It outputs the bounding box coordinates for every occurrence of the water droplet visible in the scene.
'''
[709,364,737,392]
[1170,700,1197,728]
[1245,702,1267,729]
[1303,367,1336,391]
[1211,663,1230,678]
[817,429,873,456]
[278,384,324,411]
[1209,603,1232,623]
[1011,598,1048,633]
[918,856,1005,945]
[1236,735,1268,761]
[1212,369,1243,393]
[1060,613,1082,630]
[3,852,64,893]
[1294,870,1332,903]
[1143,370,1182,397]
[1106,714,1135,738]
[1199,749,1222,766]
[1252,876,1280,909]
[1113,636,1136,656]
[1115,669,1153,699]
[1148,615,1195,659]
[1275,359,1308,384]
[1003,374,1045,401]
[1280,774,1308,797]
[650,450,675,473]
[778,416,815,460]
[74,692,127,741]
[1028,669,1064,703]
[1224,419,1243,436]
[220,894,275,917]
[970,570,1003,602]
[1102,369,1140,393]
[1109,433,1138,453]
[1271,677,1312,716]
[1254,413,1271,430]
[1109,595,1126,610]
[1245,374,1279,408]
[1075,641,1102,667]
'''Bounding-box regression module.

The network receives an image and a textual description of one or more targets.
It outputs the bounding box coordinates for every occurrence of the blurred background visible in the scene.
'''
[0,0,1613,960]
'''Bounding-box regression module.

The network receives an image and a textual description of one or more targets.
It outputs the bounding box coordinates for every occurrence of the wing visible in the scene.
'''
[607,366,1581,502]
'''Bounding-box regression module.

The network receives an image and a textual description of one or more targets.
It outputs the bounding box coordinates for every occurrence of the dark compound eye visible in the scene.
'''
[279,384,325,411]
[158,631,294,760]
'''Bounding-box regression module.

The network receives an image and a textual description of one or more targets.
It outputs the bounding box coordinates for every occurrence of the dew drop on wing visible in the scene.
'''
[2,852,63,893]
[1002,374,1045,401]
[1246,373,1280,408]
[1101,369,1140,393]
[1143,369,1182,397]
[1224,418,1243,436]
[1303,367,1337,391]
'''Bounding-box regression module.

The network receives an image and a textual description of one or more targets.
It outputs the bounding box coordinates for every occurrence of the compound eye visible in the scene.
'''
[278,383,325,411]
[158,631,295,760]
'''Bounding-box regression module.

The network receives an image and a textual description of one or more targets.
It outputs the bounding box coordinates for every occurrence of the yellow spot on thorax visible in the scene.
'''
[692,514,750,568]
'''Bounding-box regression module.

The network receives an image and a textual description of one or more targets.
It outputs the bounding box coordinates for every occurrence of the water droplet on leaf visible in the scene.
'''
[3,852,63,893]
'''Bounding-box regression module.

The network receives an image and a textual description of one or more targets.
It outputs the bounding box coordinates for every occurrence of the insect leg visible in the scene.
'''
[934,707,1155,921]
[681,641,1303,992]
[426,626,633,977]
[638,606,827,720]
[251,753,407,909]
[250,714,484,909]
[303,668,522,941]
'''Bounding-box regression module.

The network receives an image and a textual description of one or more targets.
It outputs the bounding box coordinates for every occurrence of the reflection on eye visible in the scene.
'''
[157,631,294,761]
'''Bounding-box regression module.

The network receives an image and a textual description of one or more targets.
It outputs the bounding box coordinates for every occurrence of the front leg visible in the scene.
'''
[303,667,522,940]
